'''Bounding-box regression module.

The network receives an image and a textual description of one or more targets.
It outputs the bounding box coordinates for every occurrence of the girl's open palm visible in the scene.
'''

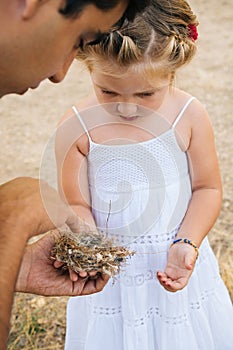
[157,243,197,292]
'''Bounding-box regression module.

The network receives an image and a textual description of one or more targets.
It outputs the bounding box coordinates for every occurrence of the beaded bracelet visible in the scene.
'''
[170,238,199,259]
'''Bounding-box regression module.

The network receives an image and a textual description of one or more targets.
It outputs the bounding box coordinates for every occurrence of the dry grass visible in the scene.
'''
[211,236,233,300]
[8,295,68,350]
[209,199,233,298]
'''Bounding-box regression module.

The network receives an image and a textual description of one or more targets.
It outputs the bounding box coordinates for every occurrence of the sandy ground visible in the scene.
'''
[1,0,233,347]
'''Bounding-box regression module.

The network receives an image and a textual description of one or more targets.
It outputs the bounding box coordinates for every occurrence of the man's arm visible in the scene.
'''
[0,177,80,350]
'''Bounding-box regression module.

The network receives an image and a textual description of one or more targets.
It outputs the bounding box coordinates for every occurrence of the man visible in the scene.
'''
[0,1,150,348]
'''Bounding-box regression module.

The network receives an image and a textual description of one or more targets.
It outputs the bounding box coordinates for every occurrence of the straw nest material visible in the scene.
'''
[51,229,135,277]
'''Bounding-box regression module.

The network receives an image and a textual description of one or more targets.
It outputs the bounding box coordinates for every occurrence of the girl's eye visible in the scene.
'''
[138,92,155,97]
[102,90,117,95]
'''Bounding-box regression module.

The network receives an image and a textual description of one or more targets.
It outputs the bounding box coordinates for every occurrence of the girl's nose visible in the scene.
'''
[117,102,138,116]
[49,52,76,84]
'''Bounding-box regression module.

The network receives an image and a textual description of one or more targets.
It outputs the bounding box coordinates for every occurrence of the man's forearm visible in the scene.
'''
[0,225,29,350]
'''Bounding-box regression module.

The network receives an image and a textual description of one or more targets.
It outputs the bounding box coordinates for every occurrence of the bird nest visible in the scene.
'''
[51,229,135,277]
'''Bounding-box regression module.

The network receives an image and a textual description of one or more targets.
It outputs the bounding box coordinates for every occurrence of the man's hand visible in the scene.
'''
[157,243,197,292]
[16,231,110,296]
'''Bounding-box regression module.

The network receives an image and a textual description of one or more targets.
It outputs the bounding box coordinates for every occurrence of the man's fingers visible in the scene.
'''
[81,274,110,295]
[79,271,88,278]
[54,261,64,268]
[95,274,110,292]
[69,268,79,282]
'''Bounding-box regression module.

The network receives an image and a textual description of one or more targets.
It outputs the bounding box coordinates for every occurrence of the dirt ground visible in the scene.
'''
[1,0,232,349]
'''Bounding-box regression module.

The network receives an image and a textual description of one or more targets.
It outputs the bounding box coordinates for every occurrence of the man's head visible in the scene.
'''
[0,0,150,98]
[59,0,148,20]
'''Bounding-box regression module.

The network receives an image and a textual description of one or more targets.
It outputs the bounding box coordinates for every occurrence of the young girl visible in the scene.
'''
[56,0,233,349]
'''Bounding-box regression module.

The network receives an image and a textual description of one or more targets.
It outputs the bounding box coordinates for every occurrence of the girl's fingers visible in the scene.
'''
[184,255,195,270]
[157,271,166,279]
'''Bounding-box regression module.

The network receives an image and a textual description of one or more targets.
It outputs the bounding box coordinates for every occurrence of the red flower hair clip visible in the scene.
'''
[188,24,198,41]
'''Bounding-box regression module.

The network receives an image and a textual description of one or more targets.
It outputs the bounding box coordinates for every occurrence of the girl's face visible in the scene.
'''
[91,66,170,119]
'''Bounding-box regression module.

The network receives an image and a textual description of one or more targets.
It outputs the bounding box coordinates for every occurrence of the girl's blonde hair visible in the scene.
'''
[77,0,198,82]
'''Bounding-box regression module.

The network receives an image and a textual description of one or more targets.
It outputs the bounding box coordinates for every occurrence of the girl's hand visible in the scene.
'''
[157,243,197,292]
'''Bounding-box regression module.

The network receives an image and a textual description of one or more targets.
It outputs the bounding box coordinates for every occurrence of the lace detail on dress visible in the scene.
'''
[119,269,156,287]
[93,305,122,315]
[91,304,190,327]
[124,307,189,327]
[91,285,219,327]
[100,228,178,245]
[189,283,220,310]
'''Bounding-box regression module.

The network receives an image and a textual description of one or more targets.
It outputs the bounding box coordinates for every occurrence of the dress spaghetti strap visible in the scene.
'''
[172,97,195,128]
[72,105,92,142]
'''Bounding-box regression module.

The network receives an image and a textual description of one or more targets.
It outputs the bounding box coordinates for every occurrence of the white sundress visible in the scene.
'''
[65,98,233,350]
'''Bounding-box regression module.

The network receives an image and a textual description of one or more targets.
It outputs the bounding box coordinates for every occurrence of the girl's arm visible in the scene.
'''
[176,99,222,245]
[55,110,97,230]
[55,108,101,281]
[157,99,222,291]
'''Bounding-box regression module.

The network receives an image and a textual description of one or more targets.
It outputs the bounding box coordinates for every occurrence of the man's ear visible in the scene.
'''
[22,0,45,19]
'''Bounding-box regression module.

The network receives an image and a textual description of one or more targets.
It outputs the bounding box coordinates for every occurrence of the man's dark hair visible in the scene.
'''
[59,0,151,21]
